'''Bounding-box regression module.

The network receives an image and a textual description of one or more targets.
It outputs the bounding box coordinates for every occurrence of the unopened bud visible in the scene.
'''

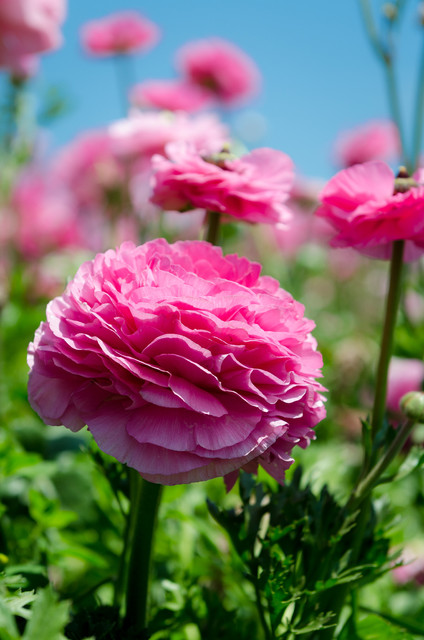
[400,391,424,422]
[394,167,418,194]
[419,3,424,26]
[383,3,398,21]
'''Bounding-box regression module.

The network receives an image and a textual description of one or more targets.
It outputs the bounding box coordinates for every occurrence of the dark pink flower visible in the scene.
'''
[176,38,260,105]
[28,239,325,486]
[81,11,159,57]
[333,120,400,168]
[387,357,424,414]
[151,144,294,225]
[129,79,212,113]
[316,162,424,260]
[0,0,66,70]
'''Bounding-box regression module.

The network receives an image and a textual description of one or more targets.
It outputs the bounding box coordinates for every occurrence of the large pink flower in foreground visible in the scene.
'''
[0,0,66,70]
[28,239,325,486]
[81,11,159,56]
[333,120,400,168]
[176,38,260,105]
[317,162,424,260]
[151,144,294,225]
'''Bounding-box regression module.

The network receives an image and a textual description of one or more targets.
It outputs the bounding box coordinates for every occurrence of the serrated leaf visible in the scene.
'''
[22,588,70,640]
[357,615,415,639]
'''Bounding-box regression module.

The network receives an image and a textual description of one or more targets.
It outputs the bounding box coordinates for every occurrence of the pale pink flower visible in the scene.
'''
[81,11,159,57]
[129,79,212,113]
[108,111,229,164]
[392,548,424,586]
[151,144,294,225]
[11,170,83,259]
[28,239,325,486]
[333,120,400,168]
[316,162,424,260]
[0,51,39,78]
[53,130,123,208]
[176,38,260,105]
[0,0,66,70]
[387,357,424,414]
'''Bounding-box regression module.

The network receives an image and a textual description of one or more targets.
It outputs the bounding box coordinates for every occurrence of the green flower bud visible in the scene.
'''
[400,391,424,422]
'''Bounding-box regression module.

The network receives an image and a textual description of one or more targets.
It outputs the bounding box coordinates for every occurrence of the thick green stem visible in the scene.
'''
[124,470,163,633]
[370,240,404,445]
[205,210,221,245]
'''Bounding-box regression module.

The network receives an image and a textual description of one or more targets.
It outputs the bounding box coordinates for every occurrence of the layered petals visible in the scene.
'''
[28,239,325,485]
[317,161,424,260]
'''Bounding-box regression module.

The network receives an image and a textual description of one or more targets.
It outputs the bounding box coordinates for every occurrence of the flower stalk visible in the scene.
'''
[124,469,163,633]
[205,210,221,244]
[370,238,404,446]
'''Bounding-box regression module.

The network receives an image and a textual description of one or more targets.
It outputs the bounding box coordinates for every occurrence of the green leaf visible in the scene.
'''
[22,588,70,640]
[0,599,19,640]
[356,615,415,640]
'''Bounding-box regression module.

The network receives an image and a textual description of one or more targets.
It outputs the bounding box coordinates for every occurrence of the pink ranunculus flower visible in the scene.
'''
[332,120,400,168]
[129,79,212,113]
[387,357,424,414]
[81,11,159,57]
[316,162,424,260]
[11,170,84,259]
[28,239,325,486]
[108,111,229,165]
[151,143,294,225]
[0,0,66,69]
[176,38,260,105]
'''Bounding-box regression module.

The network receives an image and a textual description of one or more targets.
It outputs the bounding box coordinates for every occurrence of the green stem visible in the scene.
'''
[253,575,272,640]
[411,32,424,170]
[370,240,404,445]
[124,470,163,633]
[205,211,221,245]
[114,54,136,116]
[358,0,409,168]
[348,419,415,511]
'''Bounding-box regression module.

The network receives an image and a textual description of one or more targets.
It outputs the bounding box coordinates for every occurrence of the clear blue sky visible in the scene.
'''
[35,0,423,179]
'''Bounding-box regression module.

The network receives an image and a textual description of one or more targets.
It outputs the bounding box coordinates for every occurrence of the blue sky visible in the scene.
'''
[35,1,424,179]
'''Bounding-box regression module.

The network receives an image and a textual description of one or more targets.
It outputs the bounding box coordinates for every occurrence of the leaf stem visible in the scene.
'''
[124,470,163,633]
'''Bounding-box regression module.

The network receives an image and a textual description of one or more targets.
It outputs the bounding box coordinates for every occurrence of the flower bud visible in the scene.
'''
[382,3,397,21]
[400,391,424,422]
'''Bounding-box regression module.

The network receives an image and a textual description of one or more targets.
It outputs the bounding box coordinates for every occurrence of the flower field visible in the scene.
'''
[2,2,424,639]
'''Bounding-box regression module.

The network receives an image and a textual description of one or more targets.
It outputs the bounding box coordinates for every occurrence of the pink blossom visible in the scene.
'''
[151,144,294,225]
[129,79,212,113]
[333,120,400,168]
[28,239,325,486]
[0,0,66,70]
[316,162,424,260]
[176,38,260,105]
[387,357,424,414]
[108,111,229,164]
[10,170,84,259]
[81,11,159,57]
[53,130,123,208]
[392,549,424,586]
